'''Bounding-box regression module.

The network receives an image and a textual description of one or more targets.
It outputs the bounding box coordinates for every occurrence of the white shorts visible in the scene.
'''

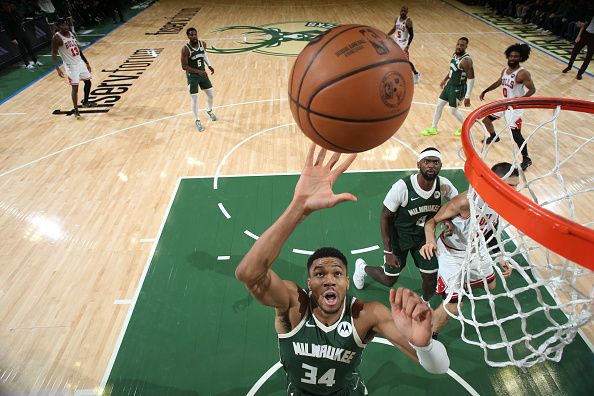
[436,239,495,302]
[64,61,91,85]
[489,108,524,129]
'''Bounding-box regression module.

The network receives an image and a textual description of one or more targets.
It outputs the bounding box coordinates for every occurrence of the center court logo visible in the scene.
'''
[207,21,339,57]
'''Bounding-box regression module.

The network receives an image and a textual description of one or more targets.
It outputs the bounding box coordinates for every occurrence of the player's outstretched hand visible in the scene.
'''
[389,288,432,347]
[479,91,486,101]
[419,242,437,260]
[292,143,357,216]
[463,98,470,107]
[209,65,215,75]
[499,260,513,278]
[56,67,64,78]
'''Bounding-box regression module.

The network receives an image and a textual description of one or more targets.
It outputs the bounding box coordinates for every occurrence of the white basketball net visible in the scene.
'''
[447,103,594,368]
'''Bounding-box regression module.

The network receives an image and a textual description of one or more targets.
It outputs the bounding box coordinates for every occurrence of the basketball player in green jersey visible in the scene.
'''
[421,37,475,137]
[181,27,216,132]
[352,148,458,303]
[236,145,450,395]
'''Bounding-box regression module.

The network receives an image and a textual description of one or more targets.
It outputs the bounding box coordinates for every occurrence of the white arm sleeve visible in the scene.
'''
[410,339,450,374]
[465,78,474,98]
[382,179,408,212]
[204,51,212,67]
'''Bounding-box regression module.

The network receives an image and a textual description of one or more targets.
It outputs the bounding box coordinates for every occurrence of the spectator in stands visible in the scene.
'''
[562,13,594,80]
[0,0,41,69]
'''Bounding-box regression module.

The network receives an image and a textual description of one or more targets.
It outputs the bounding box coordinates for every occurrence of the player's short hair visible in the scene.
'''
[57,17,69,25]
[491,162,519,178]
[505,43,531,62]
[186,27,197,36]
[307,247,347,272]
[459,37,469,44]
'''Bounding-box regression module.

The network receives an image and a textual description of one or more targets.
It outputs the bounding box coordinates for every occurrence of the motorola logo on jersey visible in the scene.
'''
[207,21,339,57]
[337,321,353,338]
[52,48,164,117]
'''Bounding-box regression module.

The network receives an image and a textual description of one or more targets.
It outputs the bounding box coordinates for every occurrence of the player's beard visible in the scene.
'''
[420,168,438,181]
[507,59,519,68]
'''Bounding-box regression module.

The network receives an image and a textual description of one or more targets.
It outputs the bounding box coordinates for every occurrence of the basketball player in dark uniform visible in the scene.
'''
[352,148,458,303]
[236,145,450,395]
[181,27,216,132]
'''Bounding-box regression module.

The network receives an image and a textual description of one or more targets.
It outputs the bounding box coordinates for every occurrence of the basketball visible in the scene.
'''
[288,24,414,153]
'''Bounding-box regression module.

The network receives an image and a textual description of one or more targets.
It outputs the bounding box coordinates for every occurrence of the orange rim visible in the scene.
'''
[461,97,594,270]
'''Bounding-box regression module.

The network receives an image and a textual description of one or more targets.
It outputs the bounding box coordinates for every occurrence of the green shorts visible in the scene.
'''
[187,73,212,94]
[439,83,466,107]
[383,243,438,276]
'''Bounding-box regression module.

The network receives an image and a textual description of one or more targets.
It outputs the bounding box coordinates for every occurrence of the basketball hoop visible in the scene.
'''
[453,97,594,368]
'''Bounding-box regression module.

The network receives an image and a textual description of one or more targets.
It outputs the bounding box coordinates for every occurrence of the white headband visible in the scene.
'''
[418,150,443,161]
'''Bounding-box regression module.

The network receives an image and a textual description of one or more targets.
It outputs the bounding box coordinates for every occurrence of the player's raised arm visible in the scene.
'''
[235,144,357,309]
[420,193,467,260]
[371,288,450,374]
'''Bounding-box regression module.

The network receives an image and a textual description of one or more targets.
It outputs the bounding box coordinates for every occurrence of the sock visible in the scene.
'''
[511,128,529,157]
[83,80,91,102]
[204,88,214,112]
[432,100,447,128]
[450,106,465,124]
[191,94,199,120]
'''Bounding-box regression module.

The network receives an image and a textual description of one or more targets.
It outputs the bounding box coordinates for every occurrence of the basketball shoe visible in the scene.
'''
[353,259,367,290]
[207,110,217,121]
[195,120,205,132]
[420,127,438,136]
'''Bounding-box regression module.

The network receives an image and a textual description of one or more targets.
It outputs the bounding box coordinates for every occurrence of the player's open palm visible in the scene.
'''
[389,288,432,347]
[419,242,437,259]
[293,144,357,215]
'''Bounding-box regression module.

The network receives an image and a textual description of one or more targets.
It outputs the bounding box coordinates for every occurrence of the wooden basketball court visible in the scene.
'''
[0,0,592,394]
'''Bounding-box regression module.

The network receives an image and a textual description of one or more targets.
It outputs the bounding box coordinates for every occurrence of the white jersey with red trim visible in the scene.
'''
[393,16,409,50]
[440,194,500,254]
[501,67,525,99]
[55,31,82,66]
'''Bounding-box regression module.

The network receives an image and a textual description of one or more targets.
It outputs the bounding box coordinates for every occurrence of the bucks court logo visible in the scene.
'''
[208,21,339,57]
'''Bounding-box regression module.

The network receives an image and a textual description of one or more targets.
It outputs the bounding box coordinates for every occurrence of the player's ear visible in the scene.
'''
[307,278,311,290]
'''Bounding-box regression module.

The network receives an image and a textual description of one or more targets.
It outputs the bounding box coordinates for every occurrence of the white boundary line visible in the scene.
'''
[292,248,314,255]
[351,245,379,254]
[0,112,26,116]
[100,177,182,387]
[217,256,231,260]
[244,230,259,240]
[217,202,231,219]
[247,337,480,395]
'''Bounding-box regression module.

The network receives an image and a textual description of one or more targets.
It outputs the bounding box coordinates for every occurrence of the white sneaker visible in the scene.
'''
[25,62,35,70]
[413,72,421,84]
[353,259,367,290]
[35,60,43,66]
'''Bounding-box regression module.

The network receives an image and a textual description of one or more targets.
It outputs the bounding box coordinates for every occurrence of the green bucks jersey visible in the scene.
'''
[393,176,442,250]
[186,40,206,73]
[446,52,470,86]
[278,295,367,395]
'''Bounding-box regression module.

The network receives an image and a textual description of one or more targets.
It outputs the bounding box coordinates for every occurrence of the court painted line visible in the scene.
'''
[247,337,480,395]
[0,112,26,115]
[246,361,283,396]
[100,178,182,388]
[74,389,100,396]
[139,238,154,243]
[113,299,132,305]
[218,202,231,219]
[351,245,380,254]
[0,97,289,179]
[116,36,247,45]
[244,230,259,240]
[217,256,231,260]
[292,248,315,255]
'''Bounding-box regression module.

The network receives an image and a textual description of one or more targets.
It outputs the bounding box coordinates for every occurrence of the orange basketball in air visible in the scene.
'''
[288,24,414,153]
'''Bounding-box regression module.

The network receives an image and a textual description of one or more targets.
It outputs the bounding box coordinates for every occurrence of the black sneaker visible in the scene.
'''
[81,100,97,107]
[520,157,532,171]
[482,135,500,144]
[562,66,571,73]
[72,109,81,119]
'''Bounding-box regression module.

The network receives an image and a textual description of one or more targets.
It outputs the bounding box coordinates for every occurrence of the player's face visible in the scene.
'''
[418,157,442,181]
[455,40,468,55]
[507,51,521,68]
[58,22,69,34]
[187,30,198,44]
[307,257,349,316]
[400,6,408,19]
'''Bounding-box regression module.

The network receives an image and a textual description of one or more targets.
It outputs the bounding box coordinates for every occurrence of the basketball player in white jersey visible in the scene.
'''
[51,18,96,119]
[419,163,518,340]
[387,5,421,83]
[479,44,536,171]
